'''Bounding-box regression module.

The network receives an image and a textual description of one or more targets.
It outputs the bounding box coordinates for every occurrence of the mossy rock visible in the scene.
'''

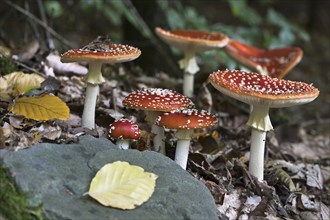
[0,163,43,220]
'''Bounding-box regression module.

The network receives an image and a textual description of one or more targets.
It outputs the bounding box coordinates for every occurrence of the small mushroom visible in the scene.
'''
[122,88,194,155]
[224,39,303,78]
[156,109,217,169]
[61,36,141,129]
[209,69,319,180]
[108,118,141,150]
[155,27,229,97]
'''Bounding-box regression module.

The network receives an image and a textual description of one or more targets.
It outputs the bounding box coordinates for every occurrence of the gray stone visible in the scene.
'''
[0,135,218,220]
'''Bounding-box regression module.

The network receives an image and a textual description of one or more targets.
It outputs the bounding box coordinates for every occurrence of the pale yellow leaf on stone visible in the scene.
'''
[87,161,158,210]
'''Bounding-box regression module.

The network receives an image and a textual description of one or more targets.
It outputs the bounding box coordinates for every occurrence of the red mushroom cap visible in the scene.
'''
[209,69,319,108]
[224,39,303,78]
[122,88,194,112]
[155,27,229,52]
[61,43,141,63]
[109,118,141,140]
[155,109,217,130]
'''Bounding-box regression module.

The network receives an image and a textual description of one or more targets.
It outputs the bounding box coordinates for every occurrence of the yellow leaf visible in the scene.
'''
[87,161,158,210]
[0,71,44,101]
[0,77,10,101]
[14,72,44,96]
[9,94,70,121]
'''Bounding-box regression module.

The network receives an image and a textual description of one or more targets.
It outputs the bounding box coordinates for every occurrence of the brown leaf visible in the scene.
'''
[188,153,220,183]
[198,135,223,155]
[204,180,226,205]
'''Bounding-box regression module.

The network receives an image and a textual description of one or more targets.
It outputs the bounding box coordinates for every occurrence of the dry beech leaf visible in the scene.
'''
[15,73,44,95]
[87,161,158,210]
[9,94,70,121]
[0,71,45,101]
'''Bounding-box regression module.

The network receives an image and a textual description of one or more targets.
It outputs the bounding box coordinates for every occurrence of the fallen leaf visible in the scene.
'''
[37,123,62,140]
[0,71,45,101]
[272,165,296,192]
[217,188,242,220]
[9,94,70,121]
[87,161,158,210]
[305,164,323,189]
[204,180,226,205]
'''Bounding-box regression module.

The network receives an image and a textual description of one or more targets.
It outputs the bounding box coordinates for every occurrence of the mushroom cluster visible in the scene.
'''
[122,88,194,155]
[59,30,319,178]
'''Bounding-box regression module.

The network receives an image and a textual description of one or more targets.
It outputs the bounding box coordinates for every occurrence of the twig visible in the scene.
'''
[5,0,74,49]
[11,59,45,77]
[37,0,55,50]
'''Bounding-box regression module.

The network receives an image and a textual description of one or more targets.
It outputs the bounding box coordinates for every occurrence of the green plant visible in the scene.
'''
[0,163,44,220]
[0,57,18,76]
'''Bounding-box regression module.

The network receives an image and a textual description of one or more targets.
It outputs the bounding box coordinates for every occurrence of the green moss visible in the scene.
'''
[0,163,44,220]
[0,57,18,76]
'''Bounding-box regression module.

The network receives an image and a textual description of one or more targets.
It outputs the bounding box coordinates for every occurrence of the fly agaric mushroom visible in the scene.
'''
[156,109,217,169]
[209,69,319,180]
[224,39,303,78]
[61,36,141,129]
[122,88,194,155]
[109,118,141,150]
[155,27,229,97]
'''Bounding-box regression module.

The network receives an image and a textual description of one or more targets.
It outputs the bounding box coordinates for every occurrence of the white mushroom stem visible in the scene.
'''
[179,51,199,97]
[246,105,272,181]
[249,128,266,181]
[174,129,194,169]
[82,84,99,129]
[256,65,268,76]
[82,62,105,129]
[175,139,191,169]
[183,72,195,98]
[151,124,166,154]
[247,105,272,131]
[116,139,130,150]
[145,111,166,154]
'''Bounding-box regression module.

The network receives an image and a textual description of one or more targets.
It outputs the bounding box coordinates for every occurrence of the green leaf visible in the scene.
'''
[228,0,262,26]
[266,8,310,43]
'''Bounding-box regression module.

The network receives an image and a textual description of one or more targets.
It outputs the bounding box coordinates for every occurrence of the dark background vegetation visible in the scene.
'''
[1,0,329,125]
